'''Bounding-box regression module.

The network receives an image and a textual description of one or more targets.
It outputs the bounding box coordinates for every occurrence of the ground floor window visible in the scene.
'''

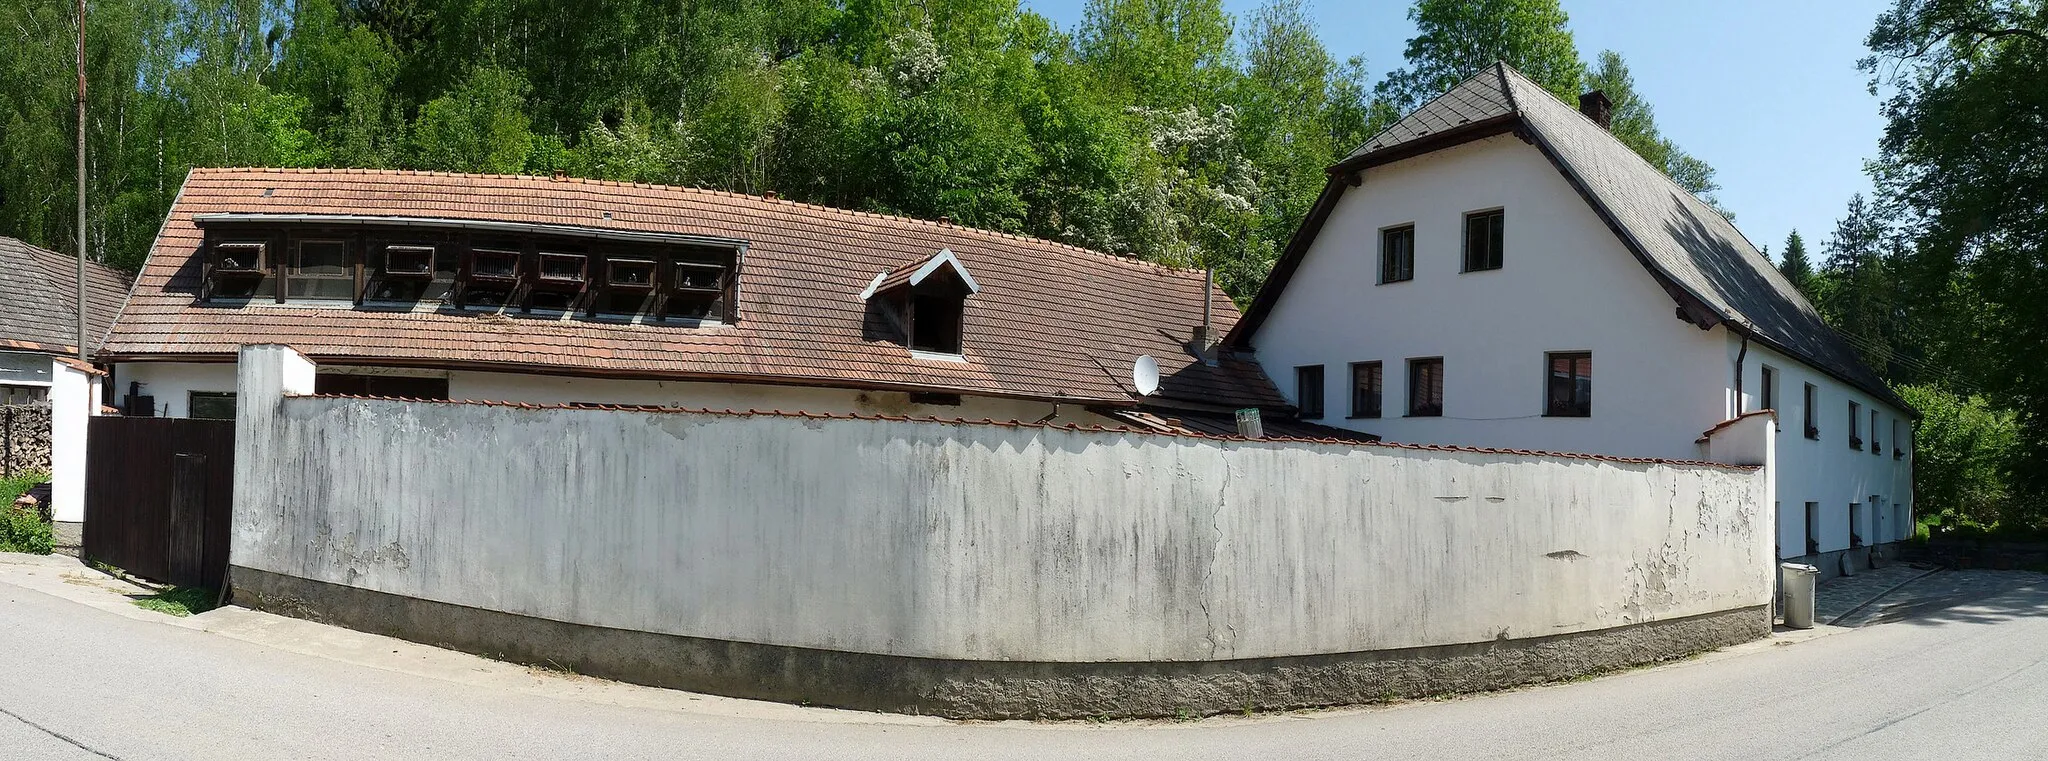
[1805,502,1819,555]
[1544,352,1591,417]
[314,374,451,400]
[1407,358,1443,417]
[188,391,237,420]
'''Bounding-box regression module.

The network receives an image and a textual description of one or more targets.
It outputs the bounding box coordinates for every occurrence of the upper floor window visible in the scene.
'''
[1894,419,1906,460]
[1759,365,1776,413]
[1380,225,1414,284]
[1408,357,1444,417]
[1849,400,1863,449]
[287,239,355,300]
[1462,209,1504,272]
[862,248,977,357]
[1545,352,1592,417]
[195,215,743,324]
[1803,383,1819,439]
[1295,364,1325,419]
[1350,361,1382,419]
[204,240,272,300]
[1871,409,1881,454]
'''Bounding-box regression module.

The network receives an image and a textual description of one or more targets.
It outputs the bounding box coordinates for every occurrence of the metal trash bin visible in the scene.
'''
[1781,562,1820,629]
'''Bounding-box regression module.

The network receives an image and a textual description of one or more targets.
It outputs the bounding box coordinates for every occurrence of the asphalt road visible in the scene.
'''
[3,575,2047,760]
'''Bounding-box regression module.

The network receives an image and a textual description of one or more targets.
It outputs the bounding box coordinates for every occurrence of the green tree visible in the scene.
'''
[410,66,536,174]
[1378,0,1587,112]
[1778,229,1815,298]
[1900,384,2020,530]
[1863,0,2048,500]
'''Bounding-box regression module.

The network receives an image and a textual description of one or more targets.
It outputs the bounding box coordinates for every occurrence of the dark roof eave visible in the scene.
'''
[97,350,1148,409]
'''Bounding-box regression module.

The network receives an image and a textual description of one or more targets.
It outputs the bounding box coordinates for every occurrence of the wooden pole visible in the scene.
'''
[75,0,88,362]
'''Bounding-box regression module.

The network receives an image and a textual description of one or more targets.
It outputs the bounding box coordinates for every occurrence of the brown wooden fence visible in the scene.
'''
[82,417,234,588]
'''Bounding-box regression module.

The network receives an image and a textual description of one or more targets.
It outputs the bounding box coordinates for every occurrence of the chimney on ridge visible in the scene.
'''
[1578,90,1613,130]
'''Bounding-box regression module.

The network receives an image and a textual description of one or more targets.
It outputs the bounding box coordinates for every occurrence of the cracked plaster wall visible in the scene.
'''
[232,345,1774,663]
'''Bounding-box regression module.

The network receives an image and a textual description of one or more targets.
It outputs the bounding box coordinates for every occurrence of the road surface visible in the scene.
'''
[2,562,2045,760]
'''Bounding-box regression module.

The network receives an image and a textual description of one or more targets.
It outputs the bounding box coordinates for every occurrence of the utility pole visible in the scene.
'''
[75,0,88,362]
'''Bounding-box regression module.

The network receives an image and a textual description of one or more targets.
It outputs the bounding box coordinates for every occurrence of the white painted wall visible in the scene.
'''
[234,346,1774,663]
[1250,135,1730,462]
[46,359,101,523]
[1735,342,1915,558]
[1247,135,1913,551]
[116,360,1107,425]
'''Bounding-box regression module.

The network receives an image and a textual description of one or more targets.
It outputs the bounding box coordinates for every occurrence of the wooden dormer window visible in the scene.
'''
[607,258,656,289]
[860,249,979,358]
[660,260,728,320]
[458,247,522,309]
[383,245,435,277]
[537,252,588,284]
[205,240,271,300]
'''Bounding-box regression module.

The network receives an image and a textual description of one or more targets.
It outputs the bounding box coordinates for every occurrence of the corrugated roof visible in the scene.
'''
[103,168,1285,408]
[0,236,131,356]
[1241,63,1906,412]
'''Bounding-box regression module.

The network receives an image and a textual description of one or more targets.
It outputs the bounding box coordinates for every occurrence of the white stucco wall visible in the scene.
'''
[1246,135,1913,546]
[233,346,1773,663]
[1250,134,1730,462]
[116,360,1107,425]
[46,359,101,523]
[1734,342,1914,557]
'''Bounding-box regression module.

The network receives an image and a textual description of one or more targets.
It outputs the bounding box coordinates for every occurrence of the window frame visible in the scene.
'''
[1759,365,1776,414]
[1348,361,1382,419]
[1295,364,1326,420]
[187,391,237,421]
[1543,351,1592,418]
[1379,224,1415,284]
[1407,357,1444,417]
[1871,410,1881,454]
[1803,383,1819,439]
[1849,400,1863,450]
[1461,208,1505,273]
[285,238,357,301]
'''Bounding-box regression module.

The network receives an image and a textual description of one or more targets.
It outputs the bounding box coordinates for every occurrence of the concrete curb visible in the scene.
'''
[1825,568,1944,626]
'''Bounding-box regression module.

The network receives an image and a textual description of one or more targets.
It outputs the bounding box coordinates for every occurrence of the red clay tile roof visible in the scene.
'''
[103,168,1285,408]
[0,236,131,356]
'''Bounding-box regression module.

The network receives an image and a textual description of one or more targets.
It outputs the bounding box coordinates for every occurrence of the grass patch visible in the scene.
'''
[0,507,52,554]
[0,471,53,554]
[131,586,218,617]
[0,472,46,506]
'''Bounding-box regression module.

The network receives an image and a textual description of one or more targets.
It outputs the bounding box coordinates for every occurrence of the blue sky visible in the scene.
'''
[1019,0,1893,262]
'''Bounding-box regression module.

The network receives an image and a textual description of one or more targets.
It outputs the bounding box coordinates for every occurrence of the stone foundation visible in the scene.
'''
[231,566,1771,720]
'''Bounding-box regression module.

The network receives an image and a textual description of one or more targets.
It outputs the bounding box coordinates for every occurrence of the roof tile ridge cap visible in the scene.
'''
[1494,60,1524,116]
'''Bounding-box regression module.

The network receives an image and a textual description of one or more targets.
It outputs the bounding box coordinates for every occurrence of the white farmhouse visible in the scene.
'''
[1228,63,1914,576]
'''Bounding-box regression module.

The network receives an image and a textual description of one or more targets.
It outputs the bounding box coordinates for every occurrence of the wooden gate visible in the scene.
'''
[82,417,235,588]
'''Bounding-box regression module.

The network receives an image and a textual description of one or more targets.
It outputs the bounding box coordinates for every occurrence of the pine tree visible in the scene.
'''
[1778,229,1814,299]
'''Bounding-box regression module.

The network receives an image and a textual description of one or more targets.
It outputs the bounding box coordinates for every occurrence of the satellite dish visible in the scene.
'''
[1132,354,1160,397]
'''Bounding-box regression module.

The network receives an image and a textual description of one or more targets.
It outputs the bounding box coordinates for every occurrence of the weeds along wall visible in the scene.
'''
[232,345,1774,667]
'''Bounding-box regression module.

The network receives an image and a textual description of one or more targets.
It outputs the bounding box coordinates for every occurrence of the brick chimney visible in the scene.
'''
[1579,90,1613,130]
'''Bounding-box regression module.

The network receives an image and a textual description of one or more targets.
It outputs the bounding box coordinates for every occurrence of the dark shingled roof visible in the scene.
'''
[0,236,131,356]
[1241,63,1907,413]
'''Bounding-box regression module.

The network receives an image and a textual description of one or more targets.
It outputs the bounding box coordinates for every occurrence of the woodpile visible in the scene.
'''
[1,404,53,478]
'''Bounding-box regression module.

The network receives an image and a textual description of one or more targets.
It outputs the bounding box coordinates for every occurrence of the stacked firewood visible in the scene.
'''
[1,404,53,478]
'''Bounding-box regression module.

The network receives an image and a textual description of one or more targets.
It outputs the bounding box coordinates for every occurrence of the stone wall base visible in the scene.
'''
[230,566,1771,720]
